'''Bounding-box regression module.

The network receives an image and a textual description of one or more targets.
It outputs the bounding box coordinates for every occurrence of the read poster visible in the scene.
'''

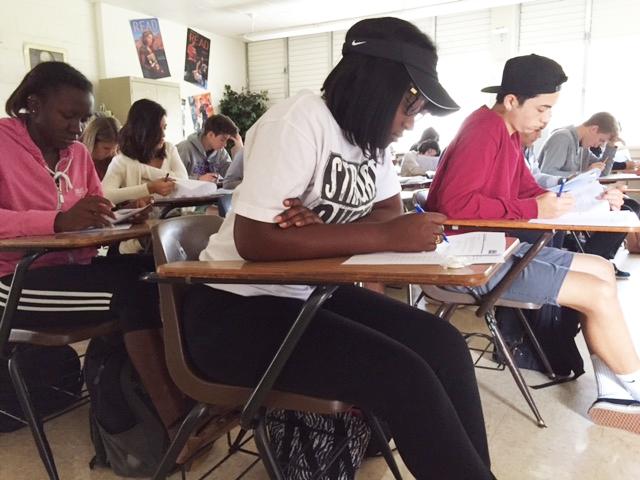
[130,18,171,79]
[184,28,211,89]
[188,93,214,131]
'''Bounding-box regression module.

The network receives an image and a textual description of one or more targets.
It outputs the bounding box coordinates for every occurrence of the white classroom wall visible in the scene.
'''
[0,0,247,136]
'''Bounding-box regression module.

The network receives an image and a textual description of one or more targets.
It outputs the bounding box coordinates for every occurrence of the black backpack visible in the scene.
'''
[0,345,82,432]
[84,335,169,477]
[494,305,585,382]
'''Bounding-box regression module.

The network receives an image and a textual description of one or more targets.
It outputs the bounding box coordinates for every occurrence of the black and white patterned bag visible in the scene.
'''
[266,409,371,480]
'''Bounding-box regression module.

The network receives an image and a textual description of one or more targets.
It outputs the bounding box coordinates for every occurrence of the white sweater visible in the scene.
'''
[102,142,188,204]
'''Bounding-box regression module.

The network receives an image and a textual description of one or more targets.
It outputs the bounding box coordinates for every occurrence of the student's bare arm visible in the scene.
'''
[275,194,403,228]
[234,206,445,262]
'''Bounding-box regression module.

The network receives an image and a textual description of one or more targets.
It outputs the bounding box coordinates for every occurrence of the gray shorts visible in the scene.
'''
[450,244,575,306]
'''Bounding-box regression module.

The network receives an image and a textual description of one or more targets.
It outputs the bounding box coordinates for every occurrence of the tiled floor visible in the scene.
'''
[2,251,640,479]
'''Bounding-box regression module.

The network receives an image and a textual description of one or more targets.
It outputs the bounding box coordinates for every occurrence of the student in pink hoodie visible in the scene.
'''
[0,62,188,436]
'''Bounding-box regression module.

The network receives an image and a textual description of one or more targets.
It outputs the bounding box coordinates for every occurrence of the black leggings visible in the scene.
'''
[183,284,493,479]
[0,255,160,333]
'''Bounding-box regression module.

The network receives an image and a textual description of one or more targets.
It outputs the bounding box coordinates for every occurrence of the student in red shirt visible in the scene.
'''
[427,54,640,434]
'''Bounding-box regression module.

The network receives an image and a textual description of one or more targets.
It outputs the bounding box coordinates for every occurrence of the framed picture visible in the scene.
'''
[23,44,67,70]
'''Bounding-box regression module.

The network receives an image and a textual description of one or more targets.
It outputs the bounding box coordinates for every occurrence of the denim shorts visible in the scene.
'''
[449,243,575,306]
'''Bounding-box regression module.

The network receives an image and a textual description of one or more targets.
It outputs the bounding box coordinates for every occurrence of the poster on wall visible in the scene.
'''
[184,28,210,89]
[129,18,171,79]
[23,44,67,70]
[188,93,214,132]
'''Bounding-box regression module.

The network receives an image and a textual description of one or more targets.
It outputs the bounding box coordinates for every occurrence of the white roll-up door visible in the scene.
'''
[519,0,587,126]
[247,39,288,105]
[288,33,332,96]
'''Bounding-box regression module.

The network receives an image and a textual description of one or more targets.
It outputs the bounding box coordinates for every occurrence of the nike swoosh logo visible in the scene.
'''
[351,40,366,46]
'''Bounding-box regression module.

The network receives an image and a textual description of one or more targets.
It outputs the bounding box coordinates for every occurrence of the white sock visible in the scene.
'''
[617,369,640,402]
[591,355,633,400]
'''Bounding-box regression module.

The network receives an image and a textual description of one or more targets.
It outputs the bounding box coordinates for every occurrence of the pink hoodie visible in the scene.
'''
[0,117,103,278]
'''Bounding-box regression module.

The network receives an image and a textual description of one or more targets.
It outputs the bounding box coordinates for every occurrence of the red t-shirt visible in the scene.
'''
[426,106,545,220]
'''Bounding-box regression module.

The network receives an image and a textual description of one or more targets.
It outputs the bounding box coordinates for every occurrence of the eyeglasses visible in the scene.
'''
[404,86,430,118]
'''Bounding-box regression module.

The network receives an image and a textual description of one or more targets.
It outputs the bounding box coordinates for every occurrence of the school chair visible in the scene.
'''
[1,319,118,480]
[149,215,402,480]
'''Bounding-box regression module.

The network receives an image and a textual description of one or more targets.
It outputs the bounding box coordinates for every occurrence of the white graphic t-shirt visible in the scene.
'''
[200,91,401,299]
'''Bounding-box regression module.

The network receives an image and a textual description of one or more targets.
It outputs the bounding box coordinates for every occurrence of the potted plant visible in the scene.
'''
[218,84,269,139]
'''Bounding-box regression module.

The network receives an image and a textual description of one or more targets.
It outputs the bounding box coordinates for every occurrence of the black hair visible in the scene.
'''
[203,114,238,136]
[118,99,167,164]
[322,17,437,162]
[418,139,440,156]
[5,61,93,117]
[495,92,537,106]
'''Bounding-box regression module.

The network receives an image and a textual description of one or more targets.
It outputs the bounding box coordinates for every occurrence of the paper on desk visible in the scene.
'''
[343,232,506,265]
[72,224,133,234]
[530,209,640,227]
[399,176,429,186]
[109,204,152,225]
[162,179,218,199]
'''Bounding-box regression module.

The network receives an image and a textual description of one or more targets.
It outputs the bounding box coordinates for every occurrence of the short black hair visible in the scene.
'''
[203,114,238,136]
[418,139,440,156]
[118,99,167,164]
[495,92,537,106]
[322,17,437,162]
[5,61,93,117]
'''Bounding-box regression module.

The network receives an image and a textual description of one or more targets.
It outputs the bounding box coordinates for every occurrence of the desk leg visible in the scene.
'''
[485,309,546,428]
[0,251,46,357]
[241,285,339,430]
[0,251,60,480]
[475,232,553,428]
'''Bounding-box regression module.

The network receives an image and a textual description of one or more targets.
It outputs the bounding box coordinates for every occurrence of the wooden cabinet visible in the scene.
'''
[97,76,183,143]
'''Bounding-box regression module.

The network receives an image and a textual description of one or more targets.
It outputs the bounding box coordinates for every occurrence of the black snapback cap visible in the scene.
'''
[481,54,568,95]
[342,38,460,116]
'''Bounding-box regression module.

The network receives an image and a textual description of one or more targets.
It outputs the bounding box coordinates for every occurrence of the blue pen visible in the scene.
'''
[557,178,567,198]
[415,204,449,243]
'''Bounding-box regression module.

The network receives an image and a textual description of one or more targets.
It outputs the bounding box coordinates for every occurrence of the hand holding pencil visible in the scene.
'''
[147,173,176,196]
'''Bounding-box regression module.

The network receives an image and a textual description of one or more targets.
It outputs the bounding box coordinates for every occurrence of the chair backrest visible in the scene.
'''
[151,216,247,405]
[151,216,347,412]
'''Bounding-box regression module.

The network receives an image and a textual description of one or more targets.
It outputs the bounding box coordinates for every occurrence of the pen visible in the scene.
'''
[415,204,449,243]
[164,173,170,182]
[557,178,567,198]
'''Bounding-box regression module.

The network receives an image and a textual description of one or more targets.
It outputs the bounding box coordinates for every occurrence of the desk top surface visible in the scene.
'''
[0,223,151,251]
[153,190,234,207]
[445,218,640,233]
[156,238,519,287]
[599,172,640,182]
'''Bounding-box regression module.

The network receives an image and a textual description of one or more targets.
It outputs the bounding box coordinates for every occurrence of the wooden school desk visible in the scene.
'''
[153,189,234,219]
[599,172,640,184]
[0,222,153,480]
[155,238,535,431]
[0,222,152,350]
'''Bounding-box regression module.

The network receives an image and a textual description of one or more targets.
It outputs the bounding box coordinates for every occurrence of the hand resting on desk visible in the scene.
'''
[535,191,575,218]
[53,196,115,232]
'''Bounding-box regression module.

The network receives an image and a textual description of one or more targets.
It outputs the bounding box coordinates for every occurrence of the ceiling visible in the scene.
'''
[99,0,530,41]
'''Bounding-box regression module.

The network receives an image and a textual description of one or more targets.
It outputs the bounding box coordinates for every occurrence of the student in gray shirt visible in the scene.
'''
[176,114,243,181]
[521,129,560,189]
[538,112,619,177]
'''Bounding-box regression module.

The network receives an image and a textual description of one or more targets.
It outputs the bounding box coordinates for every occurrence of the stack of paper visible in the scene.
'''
[343,232,506,266]
[164,179,218,199]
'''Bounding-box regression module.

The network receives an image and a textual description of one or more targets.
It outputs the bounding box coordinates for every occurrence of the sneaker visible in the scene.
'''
[588,398,640,434]
[613,264,631,279]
